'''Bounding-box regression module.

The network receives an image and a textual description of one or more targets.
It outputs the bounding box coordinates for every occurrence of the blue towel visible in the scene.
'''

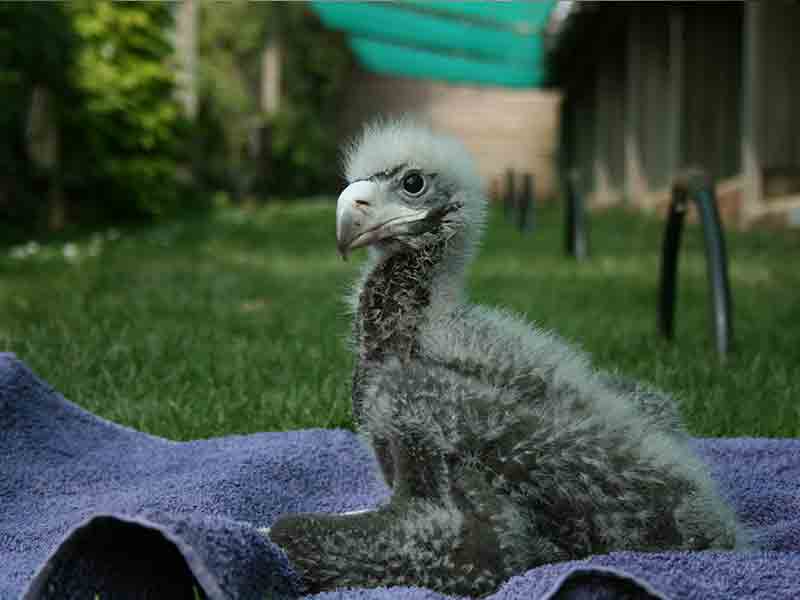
[1,352,798,599]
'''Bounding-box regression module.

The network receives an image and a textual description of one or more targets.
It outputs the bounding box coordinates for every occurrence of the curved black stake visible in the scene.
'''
[504,169,515,222]
[658,171,734,360]
[565,169,588,259]
[658,190,686,341]
[518,173,534,233]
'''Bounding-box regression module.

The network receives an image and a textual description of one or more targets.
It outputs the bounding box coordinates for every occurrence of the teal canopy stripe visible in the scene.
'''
[351,37,544,88]
[404,1,555,31]
[310,1,556,88]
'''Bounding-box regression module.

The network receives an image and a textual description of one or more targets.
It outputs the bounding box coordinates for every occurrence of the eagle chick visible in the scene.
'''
[270,119,746,597]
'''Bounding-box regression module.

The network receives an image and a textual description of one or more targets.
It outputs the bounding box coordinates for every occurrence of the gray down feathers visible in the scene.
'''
[269,120,746,597]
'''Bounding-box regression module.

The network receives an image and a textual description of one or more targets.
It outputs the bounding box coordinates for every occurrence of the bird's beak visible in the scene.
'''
[336,180,428,260]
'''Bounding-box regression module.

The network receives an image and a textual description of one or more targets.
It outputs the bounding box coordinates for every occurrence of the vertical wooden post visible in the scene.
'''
[26,85,64,230]
[261,36,283,116]
[257,35,283,197]
[175,0,197,120]
[625,9,646,207]
[667,7,684,181]
[741,3,764,225]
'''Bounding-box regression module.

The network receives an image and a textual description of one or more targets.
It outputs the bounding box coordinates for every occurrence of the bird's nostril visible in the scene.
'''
[355,199,371,208]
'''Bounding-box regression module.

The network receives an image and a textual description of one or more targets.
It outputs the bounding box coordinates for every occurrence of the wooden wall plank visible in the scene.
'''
[760,3,800,169]
[741,2,763,218]
[637,8,672,195]
[683,5,742,181]
[625,9,647,205]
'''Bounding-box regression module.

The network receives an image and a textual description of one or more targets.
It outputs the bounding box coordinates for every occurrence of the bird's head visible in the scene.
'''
[336,119,486,267]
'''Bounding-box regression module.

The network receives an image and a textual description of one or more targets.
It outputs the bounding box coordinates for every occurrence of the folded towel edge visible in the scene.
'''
[22,513,230,600]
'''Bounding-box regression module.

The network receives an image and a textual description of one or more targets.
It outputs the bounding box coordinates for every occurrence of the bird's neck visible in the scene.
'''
[355,240,454,362]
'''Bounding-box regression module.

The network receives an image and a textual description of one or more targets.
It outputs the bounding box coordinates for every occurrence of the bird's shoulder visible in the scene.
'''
[418,301,589,381]
[416,302,651,424]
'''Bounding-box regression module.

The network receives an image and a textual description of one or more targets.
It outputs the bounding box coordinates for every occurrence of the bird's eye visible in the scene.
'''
[402,172,425,196]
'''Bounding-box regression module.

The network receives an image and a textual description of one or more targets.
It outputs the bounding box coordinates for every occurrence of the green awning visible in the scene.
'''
[310,1,556,88]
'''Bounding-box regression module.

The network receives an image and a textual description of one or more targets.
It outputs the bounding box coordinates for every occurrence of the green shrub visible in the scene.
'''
[0,2,194,233]
[65,1,191,221]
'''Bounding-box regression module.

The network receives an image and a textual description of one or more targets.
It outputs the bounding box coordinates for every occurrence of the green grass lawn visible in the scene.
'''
[1,201,798,439]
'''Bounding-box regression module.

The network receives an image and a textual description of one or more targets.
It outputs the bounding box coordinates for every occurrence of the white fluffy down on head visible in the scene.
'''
[343,118,488,250]
[344,118,484,194]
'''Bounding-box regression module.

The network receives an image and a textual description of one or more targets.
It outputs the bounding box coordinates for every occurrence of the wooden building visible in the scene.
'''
[338,69,561,202]
[550,2,800,227]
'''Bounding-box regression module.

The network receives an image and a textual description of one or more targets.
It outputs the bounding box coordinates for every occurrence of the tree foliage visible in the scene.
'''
[197,2,353,199]
[264,5,353,197]
[196,1,270,197]
[1,1,354,233]
[66,1,189,220]
[1,1,189,231]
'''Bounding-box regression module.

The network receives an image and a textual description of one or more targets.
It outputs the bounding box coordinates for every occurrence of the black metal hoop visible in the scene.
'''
[518,172,535,233]
[658,170,734,360]
[504,169,515,222]
[565,169,588,259]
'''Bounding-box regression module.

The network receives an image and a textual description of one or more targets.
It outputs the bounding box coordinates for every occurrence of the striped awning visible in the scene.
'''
[310,1,557,88]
